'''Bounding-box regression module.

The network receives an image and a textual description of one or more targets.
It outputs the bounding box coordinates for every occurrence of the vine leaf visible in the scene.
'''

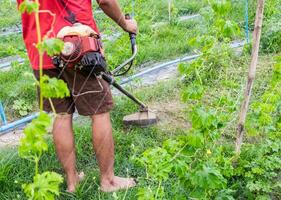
[22,171,63,200]
[41,75,70,99]
[37,38,64,56]
[19,112,51,159]
[190,165,227,190]
[19,0,39,14]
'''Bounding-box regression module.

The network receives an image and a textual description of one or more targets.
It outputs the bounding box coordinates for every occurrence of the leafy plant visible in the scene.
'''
[261,15,281,53]
[22,172,63,200]
[41,76,70,99]
[134,1,281,199]
[246,56,281,136]
[17,0,69,199]
[12,99,32,116]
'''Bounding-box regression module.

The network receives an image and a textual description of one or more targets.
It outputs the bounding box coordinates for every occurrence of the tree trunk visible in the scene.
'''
[235,0,265,155]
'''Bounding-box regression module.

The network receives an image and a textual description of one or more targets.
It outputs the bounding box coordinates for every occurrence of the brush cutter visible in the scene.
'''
[53,14,157,126]
[101,16,157,127]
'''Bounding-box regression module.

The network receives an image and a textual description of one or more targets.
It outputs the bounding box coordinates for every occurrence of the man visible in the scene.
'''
[17,0,137,193]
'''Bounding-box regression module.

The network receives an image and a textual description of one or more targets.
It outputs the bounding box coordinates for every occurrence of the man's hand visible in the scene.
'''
[122,19,138,34]
[97,0,138,34]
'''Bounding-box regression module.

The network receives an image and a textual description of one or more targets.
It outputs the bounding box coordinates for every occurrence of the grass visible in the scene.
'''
[0,1,280,199]
[0,0,20,29]
[0,0,279,123]
[0,79,185,200]
[0,0,207,118]
[0,35,25,58]
[194,53,276,140]
[0,52,278,199]
[0,61,36,120]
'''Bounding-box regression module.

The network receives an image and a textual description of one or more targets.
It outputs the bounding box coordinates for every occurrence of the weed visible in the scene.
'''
[134,1,281,199]
[12,99,32,117]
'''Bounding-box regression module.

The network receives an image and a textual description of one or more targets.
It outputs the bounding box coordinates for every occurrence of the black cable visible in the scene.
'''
[114,61,134,77]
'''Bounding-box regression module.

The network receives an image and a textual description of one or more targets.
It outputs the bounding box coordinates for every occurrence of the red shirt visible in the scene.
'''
[17,0,99,70]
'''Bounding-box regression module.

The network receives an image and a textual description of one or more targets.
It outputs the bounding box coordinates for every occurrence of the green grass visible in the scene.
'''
[0,52,278,199]
[0,79,184,200]
[0,1,280,199]
[0,35,25,58]
[0,1,20,29]
[0,61,36,120]
[0,0,205,117]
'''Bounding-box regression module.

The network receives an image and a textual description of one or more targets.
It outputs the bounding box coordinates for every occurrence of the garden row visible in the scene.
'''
[0,0,281,199]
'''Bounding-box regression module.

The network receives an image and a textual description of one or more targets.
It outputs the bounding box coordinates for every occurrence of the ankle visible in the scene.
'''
[66,169,78,180]
[101,173,115,184]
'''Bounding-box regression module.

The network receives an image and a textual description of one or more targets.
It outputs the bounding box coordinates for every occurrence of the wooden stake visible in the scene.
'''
[235,0,265,155]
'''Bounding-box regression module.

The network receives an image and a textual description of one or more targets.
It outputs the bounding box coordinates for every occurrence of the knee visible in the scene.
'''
[54,114,73,123]
[91,112,110,121]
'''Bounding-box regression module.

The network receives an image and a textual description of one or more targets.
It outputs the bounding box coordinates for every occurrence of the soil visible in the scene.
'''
[149,98,191,132]
[0,129,24,149]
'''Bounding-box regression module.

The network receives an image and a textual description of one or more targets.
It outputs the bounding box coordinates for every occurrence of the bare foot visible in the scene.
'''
[67,171,85,193]
[100,176,136,192]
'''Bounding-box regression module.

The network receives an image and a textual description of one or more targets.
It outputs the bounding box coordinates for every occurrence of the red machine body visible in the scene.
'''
[59,35,103,67]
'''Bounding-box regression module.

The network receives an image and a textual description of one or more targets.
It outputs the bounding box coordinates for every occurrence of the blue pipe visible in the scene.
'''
[0,101,7,125]
[0,113,39,134]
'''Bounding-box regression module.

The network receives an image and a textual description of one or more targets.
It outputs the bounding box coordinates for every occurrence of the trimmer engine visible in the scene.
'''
[52,24,106,73]
[53,18,157,127]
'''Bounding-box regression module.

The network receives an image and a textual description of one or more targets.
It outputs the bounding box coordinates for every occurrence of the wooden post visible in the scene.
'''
[235,0,265,155]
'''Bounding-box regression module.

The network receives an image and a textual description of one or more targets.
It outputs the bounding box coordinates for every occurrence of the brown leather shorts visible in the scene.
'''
[34,68,113,116]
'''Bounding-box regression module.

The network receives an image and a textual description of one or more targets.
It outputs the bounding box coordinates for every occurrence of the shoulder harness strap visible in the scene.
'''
[57,0,78,24]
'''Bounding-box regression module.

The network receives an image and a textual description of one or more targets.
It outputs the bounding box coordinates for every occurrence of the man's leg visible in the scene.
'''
[92,112,136,192]
[52,114,83,192]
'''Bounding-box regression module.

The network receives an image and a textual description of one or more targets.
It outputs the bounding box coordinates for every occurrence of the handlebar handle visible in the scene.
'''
[111,14,138,76]
[125,14,137,50]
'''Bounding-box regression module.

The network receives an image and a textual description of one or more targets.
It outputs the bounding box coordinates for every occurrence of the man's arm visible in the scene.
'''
[96,0,137,34]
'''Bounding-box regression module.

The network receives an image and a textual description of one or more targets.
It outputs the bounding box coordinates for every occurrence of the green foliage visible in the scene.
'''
[181,83,205,101]
[179,1,239,104]
[138,147,173,181]
[16,1,65,199]
[19,112,51,160]
[247,0,281,53]
[19,0,39,14]
[22,171,63,200]
[0,62,36,119]
[261,15,281,53]
[233,132,281,198]
[41,75,70,99]
[0,0,20,28]
[210,0,231,17]
[12,99,32,116]
[135,100,234,199]
[137,187,156,200]
[135,1,281,199]
[37,38,64,56]
[0,35,25,58]
[246,56,281,135]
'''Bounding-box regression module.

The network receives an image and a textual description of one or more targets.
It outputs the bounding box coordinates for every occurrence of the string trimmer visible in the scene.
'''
[52,14,157,126]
